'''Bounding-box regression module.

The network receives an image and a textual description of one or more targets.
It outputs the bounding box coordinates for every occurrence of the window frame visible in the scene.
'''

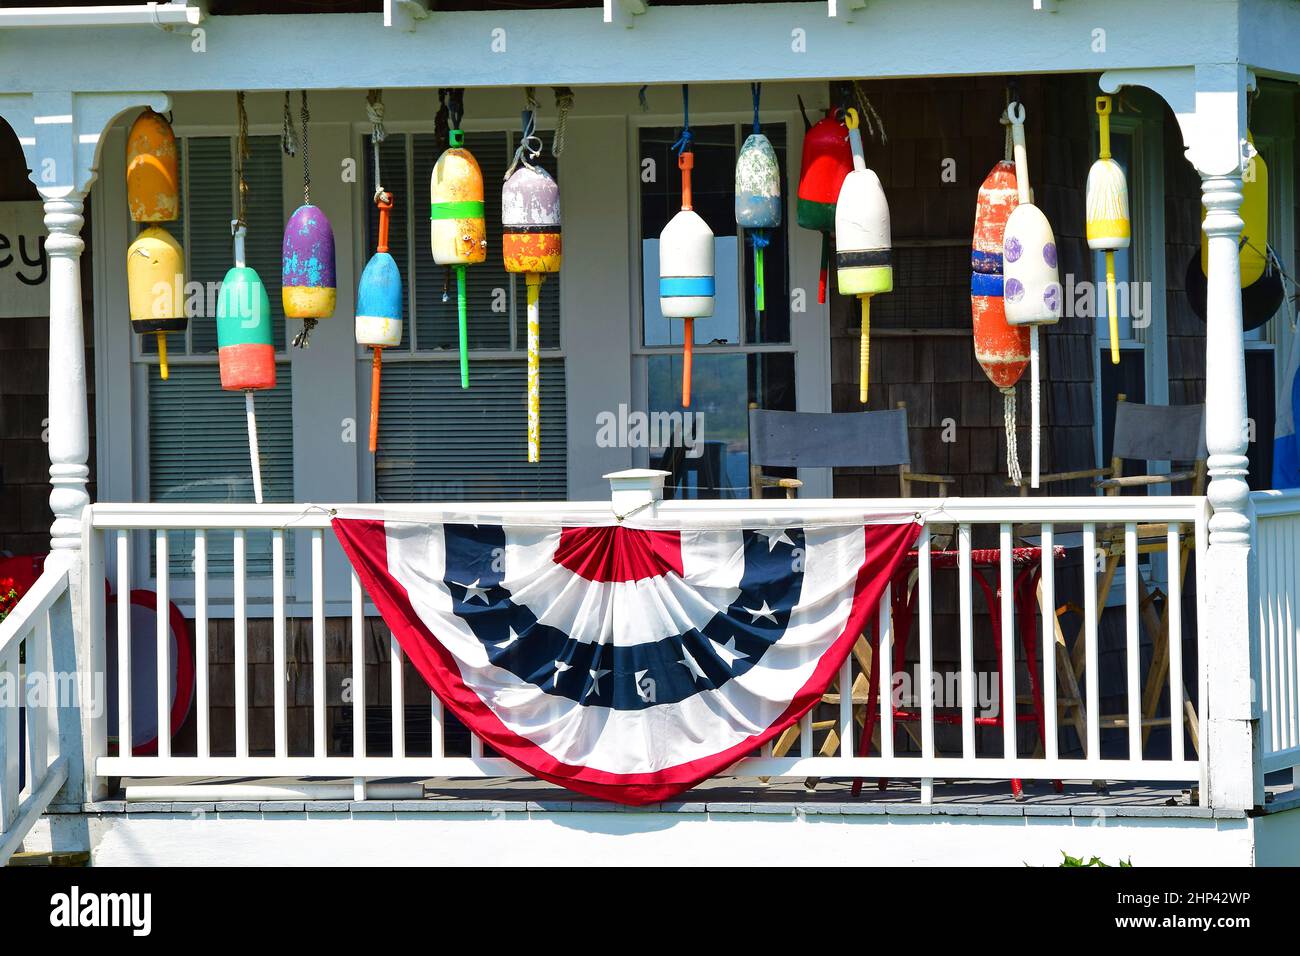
[626,110,832,497]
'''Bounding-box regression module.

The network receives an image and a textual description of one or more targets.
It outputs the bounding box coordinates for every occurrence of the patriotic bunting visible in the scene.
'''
[333,514,919,805]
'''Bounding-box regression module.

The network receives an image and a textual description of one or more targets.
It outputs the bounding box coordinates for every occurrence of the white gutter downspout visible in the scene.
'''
[0,2,205,29]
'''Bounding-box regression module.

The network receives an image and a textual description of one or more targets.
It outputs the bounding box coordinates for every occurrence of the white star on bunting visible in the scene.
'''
[677,646,708,683]
[743,600,778,623]
[716,636,750,665]
[551,660,572,687]
[757,527,795,551]
[586,668,612,698]
[454,579,491,604]
[494,626,520,650]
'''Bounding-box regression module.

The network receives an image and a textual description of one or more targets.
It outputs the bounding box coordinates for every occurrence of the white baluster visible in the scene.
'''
[312,530,326,758]
[194,530,208,759]
[116,530,131,756]
[351,571,366,759]
[27,617,50,778]
[958,524,975,758]
[234,529,249,759]
[1041,524,1057,761]
[390,635,405,759]
[1000,523,1016,761]
[272,530,287,758]
[156,530,170,759]
[1083,523,1101,760]
[1167,524,1184,763]
[918,531,934,780]
[1125,523,1141,759]
[878,581,893,760]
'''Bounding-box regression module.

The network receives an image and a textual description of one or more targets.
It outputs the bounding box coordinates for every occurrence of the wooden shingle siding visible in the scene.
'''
[828,75,1100,500]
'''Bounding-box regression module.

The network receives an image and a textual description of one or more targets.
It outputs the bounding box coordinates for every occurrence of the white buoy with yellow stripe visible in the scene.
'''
[834,108,892,404]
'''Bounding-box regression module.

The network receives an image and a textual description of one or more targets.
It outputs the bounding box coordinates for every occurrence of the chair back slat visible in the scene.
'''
[749,407,911,469]
[1112,401,1206,464]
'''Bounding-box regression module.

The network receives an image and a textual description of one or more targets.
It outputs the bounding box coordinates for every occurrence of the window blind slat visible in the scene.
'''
[375,359,566,501]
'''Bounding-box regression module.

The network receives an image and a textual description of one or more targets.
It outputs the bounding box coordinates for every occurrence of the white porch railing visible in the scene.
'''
[83,496,1210,802]
[1251,490,1300,787]
[0,561,72,865]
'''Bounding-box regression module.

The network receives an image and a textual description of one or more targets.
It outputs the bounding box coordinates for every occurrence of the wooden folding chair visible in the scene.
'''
[745,403,953,764]
[1028,394,1205,755]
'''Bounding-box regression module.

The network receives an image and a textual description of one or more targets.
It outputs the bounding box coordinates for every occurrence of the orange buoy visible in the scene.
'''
[972,156,1029,484]
[126,108,180,223]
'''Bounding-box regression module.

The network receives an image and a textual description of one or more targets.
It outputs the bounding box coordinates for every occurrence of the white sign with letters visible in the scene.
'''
[0,201,49,317]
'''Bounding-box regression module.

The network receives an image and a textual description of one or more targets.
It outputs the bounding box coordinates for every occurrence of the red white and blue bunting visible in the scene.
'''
[334,514,920,804]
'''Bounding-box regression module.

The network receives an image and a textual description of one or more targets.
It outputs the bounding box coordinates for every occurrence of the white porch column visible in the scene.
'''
[43,195,90,553]
[1102,65,1263,810]
[0,91,169,821]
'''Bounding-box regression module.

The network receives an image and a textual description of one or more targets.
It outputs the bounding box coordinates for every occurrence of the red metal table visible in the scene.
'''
[855,544,1069,798]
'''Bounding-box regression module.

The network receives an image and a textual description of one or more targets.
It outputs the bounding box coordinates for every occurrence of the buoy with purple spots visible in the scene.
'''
[1001,102,1061,488]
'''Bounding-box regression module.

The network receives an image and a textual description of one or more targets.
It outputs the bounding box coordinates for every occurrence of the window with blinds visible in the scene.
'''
[138,134,294,576]
[364,130,566,501]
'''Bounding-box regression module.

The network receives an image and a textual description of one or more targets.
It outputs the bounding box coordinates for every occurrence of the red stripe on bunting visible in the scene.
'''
[553,525,684,583]
[333,517,920,806]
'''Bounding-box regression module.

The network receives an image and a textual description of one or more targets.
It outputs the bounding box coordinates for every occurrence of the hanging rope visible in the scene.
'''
[236,91,250,229]
[552,86,574,157]
[1003,387,1023,487]
[671,84,693,157]
[506,104,542,180]
[751,82,762,135]
[300,90,311,206]
[850,81,887,144]
[281,91,297,157]
[367,88,387,204]
[435,88,450,152]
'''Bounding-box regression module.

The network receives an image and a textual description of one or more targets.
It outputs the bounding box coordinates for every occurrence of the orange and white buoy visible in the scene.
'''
[972,113,1030,485]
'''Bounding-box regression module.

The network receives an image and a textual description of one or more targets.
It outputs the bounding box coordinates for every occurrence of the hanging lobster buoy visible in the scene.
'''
[431,126,487,389]
[1002,102,1062,489]
[659,154,714,408]
[835,109,892,405]
[127,226,186,381]
[1086,95,1130,366]
[357,194,402,454]
[972,153,1029,486]
[1200,132,1269,288]
[736,84,781,317]
[281,92,335,347]
[126,108,184,380]
[282,204,337,321]
[797,109,853,304]
[220,92,272,504]
[502,113,561,464]
[126,108,180,223]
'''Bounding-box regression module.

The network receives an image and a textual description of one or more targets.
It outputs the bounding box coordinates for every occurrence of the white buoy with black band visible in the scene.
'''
[834,108,893,404]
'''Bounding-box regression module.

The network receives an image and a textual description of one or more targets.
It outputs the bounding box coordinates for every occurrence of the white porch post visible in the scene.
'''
[1194,68,1265,812]
[1102,65,1263,810]
[43,194,90,554]
[0,91,169,822]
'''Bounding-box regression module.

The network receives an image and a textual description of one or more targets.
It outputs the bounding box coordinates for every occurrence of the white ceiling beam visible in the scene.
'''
[0,3,205,29]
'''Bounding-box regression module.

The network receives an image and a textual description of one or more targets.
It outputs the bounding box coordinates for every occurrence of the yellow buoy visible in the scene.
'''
[127,225,186,380]
[126,108,180,223]
[1201,133,1268,288]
